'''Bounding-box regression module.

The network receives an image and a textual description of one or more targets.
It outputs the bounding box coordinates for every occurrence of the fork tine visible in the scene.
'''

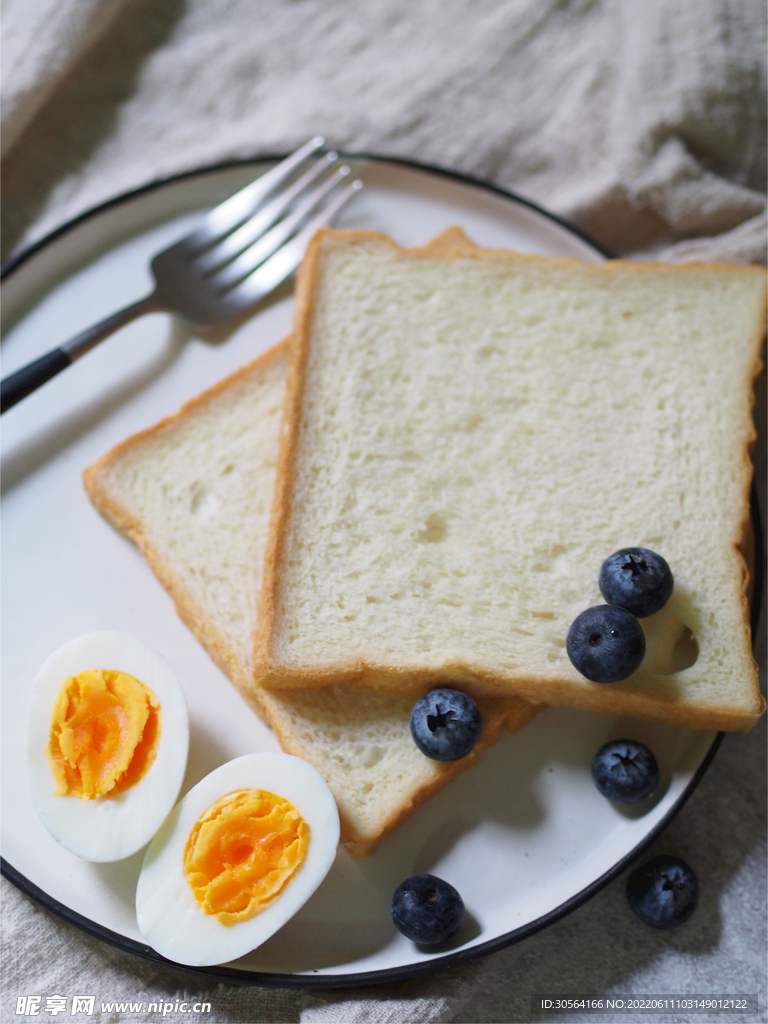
[224,178,363,310]
[211,166,352,291]
[183,136,325,253]
[196,151,338,274]
[0,140,361,411]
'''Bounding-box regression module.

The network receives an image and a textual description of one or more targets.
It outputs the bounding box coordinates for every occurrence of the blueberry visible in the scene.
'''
[599,547,673,618]
[410,687,482,761]
[592,739,659,803]
[566,605,646,683]
[626,855,699,929]
[391,874,465,944]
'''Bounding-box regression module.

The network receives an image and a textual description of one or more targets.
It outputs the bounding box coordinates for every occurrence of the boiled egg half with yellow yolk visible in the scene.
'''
[136,753,340,966]
[28,631,188,862]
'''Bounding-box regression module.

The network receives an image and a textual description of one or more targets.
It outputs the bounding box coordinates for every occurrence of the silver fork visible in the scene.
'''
[1,137,362,413]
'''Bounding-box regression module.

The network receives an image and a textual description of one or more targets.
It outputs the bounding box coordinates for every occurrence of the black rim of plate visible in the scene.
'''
[0,152,760,990]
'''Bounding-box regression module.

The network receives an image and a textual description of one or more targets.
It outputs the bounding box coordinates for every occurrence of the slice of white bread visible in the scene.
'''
[82,231,538,859]
[255,228,766,732]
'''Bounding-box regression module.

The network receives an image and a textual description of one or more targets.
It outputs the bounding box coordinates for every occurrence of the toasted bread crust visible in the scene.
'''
[254,229,766,731]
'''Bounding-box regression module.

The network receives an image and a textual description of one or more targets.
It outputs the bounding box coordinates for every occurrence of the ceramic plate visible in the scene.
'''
[1,155,722,987]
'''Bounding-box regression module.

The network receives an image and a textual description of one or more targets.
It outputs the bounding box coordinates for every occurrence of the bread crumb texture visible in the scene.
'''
[269,235,766,727]
[84,335,532,856]
[99,352,286,674]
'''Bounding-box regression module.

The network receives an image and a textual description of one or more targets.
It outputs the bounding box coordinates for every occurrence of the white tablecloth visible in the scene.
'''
[2,1,765,1021]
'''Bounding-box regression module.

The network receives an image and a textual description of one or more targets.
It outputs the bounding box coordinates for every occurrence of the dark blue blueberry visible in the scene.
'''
[592,739,659,803]
[391,874,465,944]
[410,687,482,761]
[599,548,674,618]
[566,605,646,683]
[627,855,699,929]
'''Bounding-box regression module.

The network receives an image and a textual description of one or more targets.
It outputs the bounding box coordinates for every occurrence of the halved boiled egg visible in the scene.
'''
[28,631,189,862]
[136,753,340,966]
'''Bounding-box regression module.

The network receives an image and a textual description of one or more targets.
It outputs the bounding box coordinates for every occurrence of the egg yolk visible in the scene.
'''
[47,669,161,800]
[184,789,309,926]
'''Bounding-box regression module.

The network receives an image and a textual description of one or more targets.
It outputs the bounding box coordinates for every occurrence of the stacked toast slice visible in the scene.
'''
[85,224,766,861]
[254,228,766,731]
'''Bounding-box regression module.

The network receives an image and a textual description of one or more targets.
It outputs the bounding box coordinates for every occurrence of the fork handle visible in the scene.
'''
[1,293,158,413]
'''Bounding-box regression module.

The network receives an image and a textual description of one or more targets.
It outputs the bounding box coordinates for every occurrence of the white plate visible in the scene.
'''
[1,156,720,987]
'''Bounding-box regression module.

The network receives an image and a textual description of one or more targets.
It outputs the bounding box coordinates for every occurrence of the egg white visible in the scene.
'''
[135,753,340,966]
[27,631,189,862]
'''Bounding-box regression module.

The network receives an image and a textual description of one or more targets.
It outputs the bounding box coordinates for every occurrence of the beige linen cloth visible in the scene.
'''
[2,1,765,1021]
